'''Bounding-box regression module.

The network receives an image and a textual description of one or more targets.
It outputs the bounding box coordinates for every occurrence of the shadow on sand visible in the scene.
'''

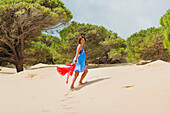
[0,72,16,74]
[73,77,111,91]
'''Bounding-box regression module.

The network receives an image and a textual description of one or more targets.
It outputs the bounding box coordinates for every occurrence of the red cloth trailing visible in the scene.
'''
[56,63,75,84]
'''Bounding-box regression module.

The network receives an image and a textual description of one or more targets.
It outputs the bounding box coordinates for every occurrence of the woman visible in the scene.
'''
[70,35,88,89]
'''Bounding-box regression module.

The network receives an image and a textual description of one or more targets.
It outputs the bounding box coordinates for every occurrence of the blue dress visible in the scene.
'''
[72,44,87,72]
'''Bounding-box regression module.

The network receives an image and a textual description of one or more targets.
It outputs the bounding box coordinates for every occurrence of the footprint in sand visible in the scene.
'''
[122,85,134,88]
[25,74,37,78]
[60,104,73,110]
[60,96,76,102]
[64,92,72,96]
[67,96,75,99]
[60,81,88,111]
[60,99,66,102]
[41,109,50,112]
[60,90,81,111]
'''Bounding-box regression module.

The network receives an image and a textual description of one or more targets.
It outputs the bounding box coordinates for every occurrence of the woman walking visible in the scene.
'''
[70,35,88,89]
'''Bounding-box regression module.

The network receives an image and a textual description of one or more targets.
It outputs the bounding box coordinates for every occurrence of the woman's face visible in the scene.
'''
[80,38,85,44]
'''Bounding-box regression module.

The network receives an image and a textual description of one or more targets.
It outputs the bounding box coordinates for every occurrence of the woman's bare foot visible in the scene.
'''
[70,86,75,90]
[78,81,88,86]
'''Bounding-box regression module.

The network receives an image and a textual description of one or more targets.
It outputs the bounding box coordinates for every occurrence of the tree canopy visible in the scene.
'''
[0,0,72,72]
[160,9,170,52]
[58,21,127,64]
[126,27,170,63]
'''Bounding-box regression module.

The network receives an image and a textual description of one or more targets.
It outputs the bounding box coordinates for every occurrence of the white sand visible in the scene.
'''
[0,60,170,114]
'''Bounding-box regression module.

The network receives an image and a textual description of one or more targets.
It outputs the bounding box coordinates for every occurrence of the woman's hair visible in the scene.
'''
[78,35,86,44]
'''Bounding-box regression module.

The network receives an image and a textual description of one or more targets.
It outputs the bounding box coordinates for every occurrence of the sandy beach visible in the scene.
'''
[0,60,170,114]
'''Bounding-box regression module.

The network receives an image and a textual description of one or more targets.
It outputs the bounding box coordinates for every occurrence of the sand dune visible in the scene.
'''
[0,60,170,114]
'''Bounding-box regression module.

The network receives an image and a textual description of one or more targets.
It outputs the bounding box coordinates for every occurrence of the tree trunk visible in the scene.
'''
[16,59,23,73]
[15,35,24,73]
[15,37,24,73]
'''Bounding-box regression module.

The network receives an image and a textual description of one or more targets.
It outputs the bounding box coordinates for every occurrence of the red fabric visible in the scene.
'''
[56,63,75,84]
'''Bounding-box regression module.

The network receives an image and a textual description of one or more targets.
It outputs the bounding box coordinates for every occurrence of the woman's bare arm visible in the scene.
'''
[74,45,82,61]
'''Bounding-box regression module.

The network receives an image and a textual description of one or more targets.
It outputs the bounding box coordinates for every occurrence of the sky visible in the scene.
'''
[60,0,170,39]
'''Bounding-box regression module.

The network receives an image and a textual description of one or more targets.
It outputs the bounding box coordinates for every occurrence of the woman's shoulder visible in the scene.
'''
[77,44,82,47]
[77,44,82,49]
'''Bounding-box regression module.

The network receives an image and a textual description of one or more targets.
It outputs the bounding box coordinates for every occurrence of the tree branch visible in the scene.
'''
[0,38,17,59]
[0,57,16,64]
[0,47,15,58]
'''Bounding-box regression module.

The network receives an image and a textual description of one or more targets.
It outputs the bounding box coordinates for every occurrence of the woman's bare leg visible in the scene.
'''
[70,71,79,89]
[79,68,88,85]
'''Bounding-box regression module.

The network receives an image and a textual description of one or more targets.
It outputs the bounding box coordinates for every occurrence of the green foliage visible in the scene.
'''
[0,0,72,22]
[160,9,170,52]
[1,1,169,67]
[58,21,127,64]
[126,27,170,63]
[24,33,62,65]
[0,0,72,70]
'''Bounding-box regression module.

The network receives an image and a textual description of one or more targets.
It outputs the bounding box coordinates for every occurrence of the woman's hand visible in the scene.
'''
[85,61,88,66]
[72,62,76,66]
